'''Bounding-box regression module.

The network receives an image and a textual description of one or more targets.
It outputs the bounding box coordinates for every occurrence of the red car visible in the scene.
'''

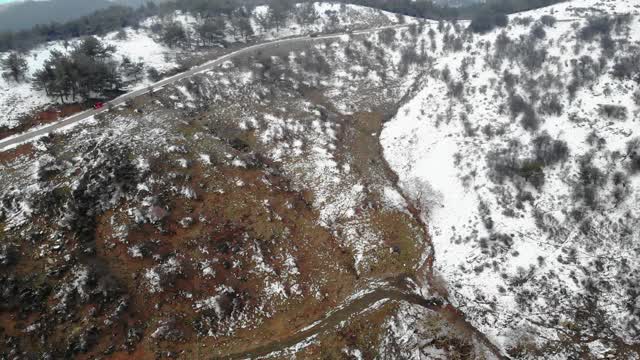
[93,102,104,109]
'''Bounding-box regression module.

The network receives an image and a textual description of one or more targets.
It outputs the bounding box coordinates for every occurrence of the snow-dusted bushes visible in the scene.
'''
[598,104,627,120]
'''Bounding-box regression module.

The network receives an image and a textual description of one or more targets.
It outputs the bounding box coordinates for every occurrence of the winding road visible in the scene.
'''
[0,24,411,151]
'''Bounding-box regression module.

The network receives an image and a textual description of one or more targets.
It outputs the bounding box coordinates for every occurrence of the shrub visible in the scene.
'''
[598,104,627,120]
[521,42,547,71]
[520,110,541,132]
[513,16,533,26]
[379,28,396,45]
[486,140,522,184]
[580,16,614,41]
[568,55,604,98]
[486,140,546,189]
[147,67,162,82]
[540,15,557,27]
[538,93,563,116]
[573,154,606,209]
[532,132,569,165]
[611,50,640,81]
[626,138,640,173]
[448,81,465,99]
[509,94,540,131]
[579,15,632,42]
[519,160,545,189]
[530,23,546,40]
[600,35,615,57]
[509,94,529,116]
[611,171,630,204]
[469,12,509,33]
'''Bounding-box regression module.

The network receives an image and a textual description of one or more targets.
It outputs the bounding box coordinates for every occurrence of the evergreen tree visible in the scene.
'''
[33,37,120,102]
[269,0,293,33]
[1,52,28,82]
[295,2,319,29]
[162,22,188,48]
[195,17,226,46]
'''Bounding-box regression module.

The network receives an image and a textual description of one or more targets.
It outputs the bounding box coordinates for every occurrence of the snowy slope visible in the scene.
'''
[382,0,640,356]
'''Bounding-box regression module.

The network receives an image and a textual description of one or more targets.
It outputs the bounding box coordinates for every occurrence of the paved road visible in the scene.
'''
[0,24,410,151]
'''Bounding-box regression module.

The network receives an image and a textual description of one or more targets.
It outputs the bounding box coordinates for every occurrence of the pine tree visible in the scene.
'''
[1,52,28,82]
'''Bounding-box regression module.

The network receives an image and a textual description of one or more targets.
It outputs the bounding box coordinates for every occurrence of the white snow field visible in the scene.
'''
[382,0,640,356]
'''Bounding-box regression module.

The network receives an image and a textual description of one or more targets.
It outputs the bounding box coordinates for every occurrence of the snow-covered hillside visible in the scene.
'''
[382,0,640,356]
[0,2,410,131]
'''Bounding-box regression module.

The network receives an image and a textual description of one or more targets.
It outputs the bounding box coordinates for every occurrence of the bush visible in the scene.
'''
[568,55,604,98]
[521,42,547,71]
[509,94,540,131]
[486,140,522,184]
[626,138,640,173]
[469,12,509,33]
[573,154,606,209]
[147,67,162,82]
[538,93,563,116]
[580,16,614,41]
[448,81,465,99]
[509,94,529,115]
[520,109,541,132]
[519,160,545,189]
[530,23,546,40]
[611,171,630,204]
[598,104,627,120]
[611,50,640,81]
[532,132,569,165]
[540,15,556,27]
[486,140,546,189]
[513,16,533,26]
[579,15,631,42]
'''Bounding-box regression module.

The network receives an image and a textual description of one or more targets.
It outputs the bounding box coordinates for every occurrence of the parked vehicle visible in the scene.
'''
[93,102,104,109]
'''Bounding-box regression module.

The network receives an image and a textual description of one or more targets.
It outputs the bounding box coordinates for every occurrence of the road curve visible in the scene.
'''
[0,24,411,151]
